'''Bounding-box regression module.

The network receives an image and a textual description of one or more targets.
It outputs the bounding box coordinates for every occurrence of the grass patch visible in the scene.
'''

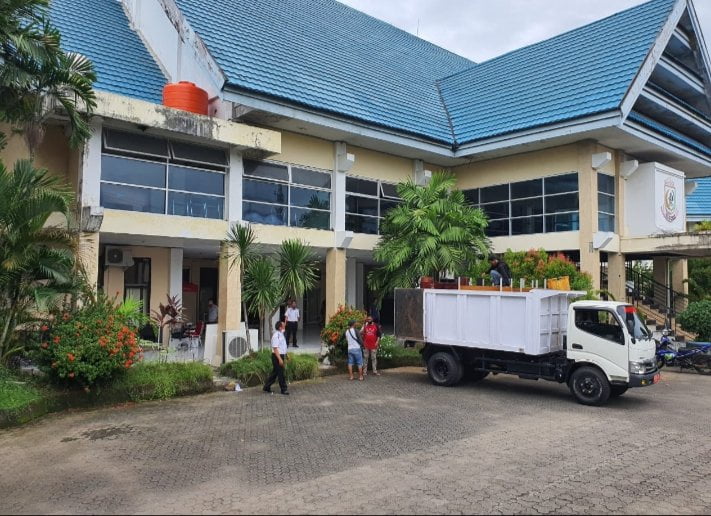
[110,362,214,402]
[220,350,319,387]
[0,367,43,411]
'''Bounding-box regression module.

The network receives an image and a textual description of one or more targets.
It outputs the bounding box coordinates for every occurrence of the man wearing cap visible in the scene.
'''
[489,254,512,287]
[263,320,290,395]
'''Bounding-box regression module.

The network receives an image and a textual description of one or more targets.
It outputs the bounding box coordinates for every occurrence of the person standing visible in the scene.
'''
[361,315,381,376]
[207,299,218,323]
[488,254,512,287]
[345,320,364,381]
[263,321,290,395]
[285,300,300,348]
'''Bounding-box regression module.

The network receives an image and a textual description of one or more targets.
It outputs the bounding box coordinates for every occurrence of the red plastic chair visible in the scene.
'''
[186,321,204,348]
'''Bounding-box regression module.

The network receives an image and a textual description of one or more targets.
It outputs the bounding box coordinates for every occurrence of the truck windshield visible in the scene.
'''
[616,306,652,340]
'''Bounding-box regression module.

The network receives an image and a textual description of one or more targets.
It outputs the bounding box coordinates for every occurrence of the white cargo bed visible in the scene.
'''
[424,289,584,355]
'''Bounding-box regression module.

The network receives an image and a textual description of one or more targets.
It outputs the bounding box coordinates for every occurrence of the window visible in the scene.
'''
[574,309,624,344]
[598,173,616,233]
[345,176,401,235]
[242,159,331,230]
[461,173,579,237]
[100,129,227,220]
[124,258,151,315]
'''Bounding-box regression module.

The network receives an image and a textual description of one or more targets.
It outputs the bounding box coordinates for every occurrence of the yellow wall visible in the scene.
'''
[454,144,579,189]
[0,123,73,183]
[275,131,334,170]
[348,145,413,183]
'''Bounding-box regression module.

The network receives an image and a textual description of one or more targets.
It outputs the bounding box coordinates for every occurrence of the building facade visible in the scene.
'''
[2,0,711,363]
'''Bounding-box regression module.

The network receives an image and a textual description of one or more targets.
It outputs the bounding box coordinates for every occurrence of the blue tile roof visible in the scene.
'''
[173,0,475,144]
[438,0,677,145]
[687,178,711,218]
[49,0,166,104]
[628,111,711,158]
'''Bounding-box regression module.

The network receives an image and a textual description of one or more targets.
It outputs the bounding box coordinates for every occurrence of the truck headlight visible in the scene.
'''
[629,361,647,375]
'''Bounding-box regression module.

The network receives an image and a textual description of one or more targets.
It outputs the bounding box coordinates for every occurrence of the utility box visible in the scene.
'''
[624,162,686,236]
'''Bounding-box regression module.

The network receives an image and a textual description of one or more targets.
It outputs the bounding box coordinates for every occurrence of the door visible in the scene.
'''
[568,308,629,380]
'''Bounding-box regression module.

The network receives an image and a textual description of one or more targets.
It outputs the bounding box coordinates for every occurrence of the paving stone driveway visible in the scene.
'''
[1,368,710,515]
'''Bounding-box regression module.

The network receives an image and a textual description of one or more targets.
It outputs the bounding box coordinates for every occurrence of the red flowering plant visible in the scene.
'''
[34,294,148,389]
[320,305,367,360]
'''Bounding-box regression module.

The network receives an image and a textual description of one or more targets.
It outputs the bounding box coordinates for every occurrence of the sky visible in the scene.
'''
[338,0,711,63]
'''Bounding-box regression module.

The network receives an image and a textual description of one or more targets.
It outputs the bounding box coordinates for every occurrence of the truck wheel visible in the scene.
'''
[569,366,611,406]
[610,385,628,397]
[427,351,463,387]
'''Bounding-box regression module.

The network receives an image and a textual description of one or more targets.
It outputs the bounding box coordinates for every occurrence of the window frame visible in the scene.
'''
[345,174,401,235]
[597,172,616,233]
[574,308,626,345]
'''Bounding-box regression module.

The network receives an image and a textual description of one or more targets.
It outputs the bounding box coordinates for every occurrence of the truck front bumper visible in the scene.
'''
[628,370,661,388]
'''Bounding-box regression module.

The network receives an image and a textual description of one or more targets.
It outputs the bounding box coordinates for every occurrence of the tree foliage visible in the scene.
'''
[677,301,711,341]
[686,258,711,302]
[242,257,282,349]
[278,239,318,302]
[368,172,490,303]
[0,0,96,151]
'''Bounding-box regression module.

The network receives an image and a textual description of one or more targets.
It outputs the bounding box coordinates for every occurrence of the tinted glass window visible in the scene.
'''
[616,306,651,339]
[599,213,615,232]
[243,179,287,204]
[291,167,331,189]
[169,165,224,195]
[486,219,510,237]
[462,189,479,205]
[346,214,379,235]
[512,216,543,235]
[575,309,624,344]
[511,198,543,217]
[290,187,330,209]
[545,173,578,194]
[545,212,580,232]
[101,183,165,214]
[545,193,578,214]
[380,183,400,198]
[346,195,378,216]
[598,173,615,195]
[104,129,168,157]
[346,177,378,196]
[243,201,287,226]
[291,207,330,230]
[480,184,509,203]
[380,199,401,216]
[243,160,289,181]
[171,140,227,166]
[598,193,615,214]
[101,155,166,188]
[511,179,542,199]
[482,202,509,219]
[168,192,223,219]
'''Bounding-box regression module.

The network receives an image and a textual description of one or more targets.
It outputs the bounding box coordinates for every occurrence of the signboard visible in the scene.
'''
[654,168,685,233]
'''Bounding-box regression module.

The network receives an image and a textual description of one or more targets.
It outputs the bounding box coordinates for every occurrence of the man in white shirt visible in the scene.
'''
[345,319,364,381]
[263,321,289,395]
[285,300,300,348]
[207,299,218,323]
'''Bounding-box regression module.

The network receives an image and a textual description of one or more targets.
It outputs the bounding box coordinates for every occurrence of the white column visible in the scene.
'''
[333,142,353,232]
[346,257,357,307]
[80,118,102,209]
[227,148,243,223]
[169,248,183,305]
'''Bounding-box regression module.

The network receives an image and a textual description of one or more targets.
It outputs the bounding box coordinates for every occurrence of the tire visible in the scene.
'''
[610,385,628,398]
[569,366,611,406]
[427,351,463,387]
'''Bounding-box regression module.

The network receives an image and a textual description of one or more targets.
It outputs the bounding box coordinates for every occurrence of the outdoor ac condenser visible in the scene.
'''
[223,325,259,363]
[104,246,135,268]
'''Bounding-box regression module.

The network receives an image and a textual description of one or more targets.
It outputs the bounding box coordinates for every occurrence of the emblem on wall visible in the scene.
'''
[661,178,678,223]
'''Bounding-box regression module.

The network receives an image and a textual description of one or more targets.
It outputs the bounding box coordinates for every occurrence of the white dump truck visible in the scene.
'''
[394,287,659,406]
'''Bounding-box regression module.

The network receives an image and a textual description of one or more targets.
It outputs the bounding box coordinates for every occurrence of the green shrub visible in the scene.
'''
[220,350,319,387]
[0,367,43,411]
[34,294,145,388]
[678,301,711,341]
[112,362,214,402]
[378,336,422,368]
[320,305,368,359]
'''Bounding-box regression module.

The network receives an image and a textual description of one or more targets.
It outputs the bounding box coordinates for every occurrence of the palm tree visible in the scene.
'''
[0,159,76,362]
[224,223,258,349]
[243,257,282,349]
[278,239,319,303]
[368,171,490,305]
[0,0,96,152]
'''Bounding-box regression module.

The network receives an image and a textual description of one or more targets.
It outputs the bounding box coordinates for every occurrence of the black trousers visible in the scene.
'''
[264,354,288,393]
[285,321,298,346]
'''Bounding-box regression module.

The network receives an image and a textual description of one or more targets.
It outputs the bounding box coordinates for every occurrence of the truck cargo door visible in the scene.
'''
[569,308,629,380]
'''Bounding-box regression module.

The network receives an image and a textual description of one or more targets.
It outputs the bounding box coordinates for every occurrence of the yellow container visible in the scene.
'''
[547,276,571,291]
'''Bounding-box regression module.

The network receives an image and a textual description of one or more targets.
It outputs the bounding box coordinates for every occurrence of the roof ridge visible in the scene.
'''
[438,0,675,83]
[435,80,458,149]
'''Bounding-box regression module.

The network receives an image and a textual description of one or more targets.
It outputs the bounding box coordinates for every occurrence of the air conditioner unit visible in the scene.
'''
[223,325,259,362]
[105,246,134,268]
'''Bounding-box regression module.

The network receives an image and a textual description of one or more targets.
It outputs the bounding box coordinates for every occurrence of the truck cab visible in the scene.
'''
[566,301,659,404]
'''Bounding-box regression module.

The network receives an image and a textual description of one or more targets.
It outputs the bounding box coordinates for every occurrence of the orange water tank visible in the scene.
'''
[162,81,209,115]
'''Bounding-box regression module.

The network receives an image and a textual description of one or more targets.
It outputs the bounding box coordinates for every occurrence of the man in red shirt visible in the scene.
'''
[361,316,382,376]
